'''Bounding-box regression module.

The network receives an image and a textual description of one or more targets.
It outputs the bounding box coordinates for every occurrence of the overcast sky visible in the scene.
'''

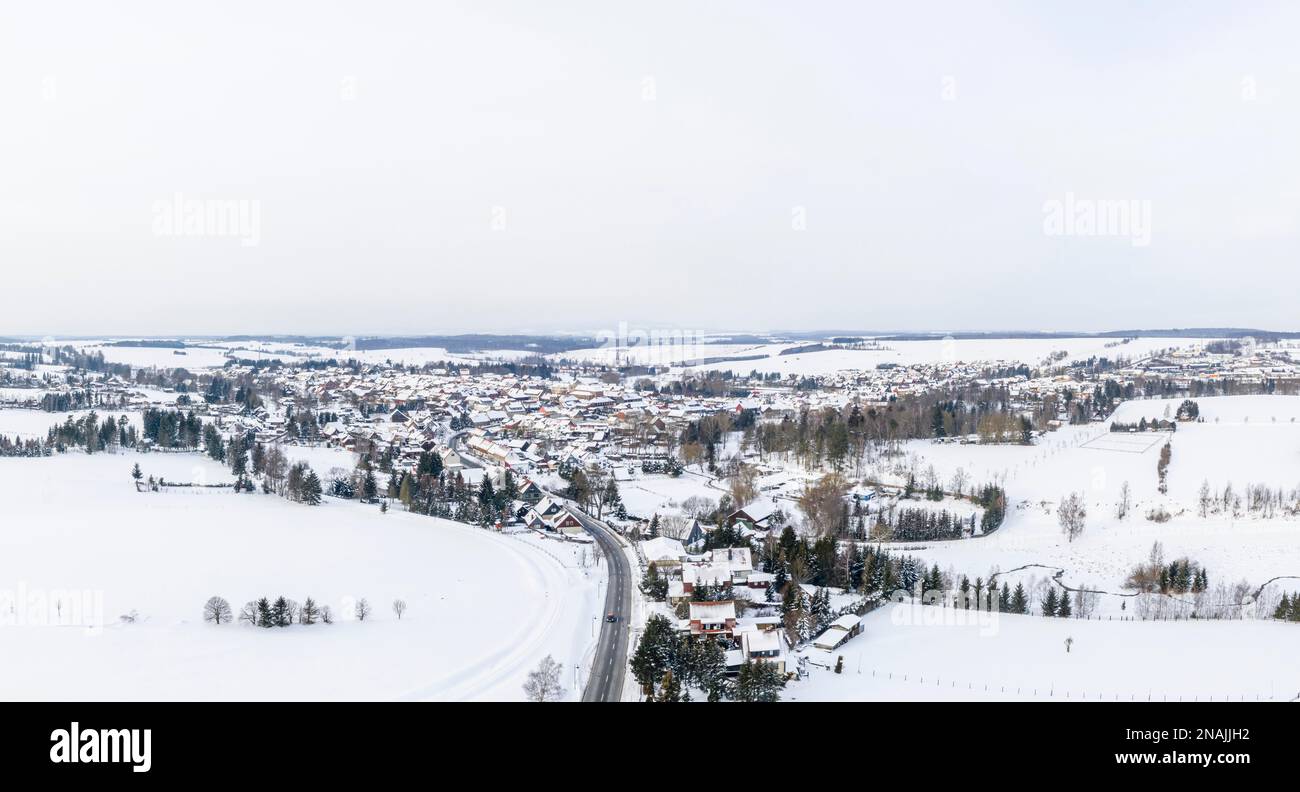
[2,1,1298,337]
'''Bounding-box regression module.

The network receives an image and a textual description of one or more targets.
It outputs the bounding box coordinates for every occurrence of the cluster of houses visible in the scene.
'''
[638,539,789,673]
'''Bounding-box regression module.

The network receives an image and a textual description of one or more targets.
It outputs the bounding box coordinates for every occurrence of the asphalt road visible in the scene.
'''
[570,507,632,702]
[452,440,630,702]
[447,429,483,469]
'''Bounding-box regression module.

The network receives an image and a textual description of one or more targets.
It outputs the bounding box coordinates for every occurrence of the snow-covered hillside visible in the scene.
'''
[868,395,1300,611]
[0,452,602,701]
[788,603,1300,702]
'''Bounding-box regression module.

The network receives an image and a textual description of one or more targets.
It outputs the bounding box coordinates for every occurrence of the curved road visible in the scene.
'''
[568,505,632,702]
[454,436,632,702]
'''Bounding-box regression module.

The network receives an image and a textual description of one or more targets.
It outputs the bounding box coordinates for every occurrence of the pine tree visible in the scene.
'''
[1056,589,1072,618]
[1011,583,1028,614]
[630,614,675,695]
[1275,592,1292,621]
[271,596,290,627]
[256,597,273,628]
[1041,587,1059,617]
[302,471,322,505]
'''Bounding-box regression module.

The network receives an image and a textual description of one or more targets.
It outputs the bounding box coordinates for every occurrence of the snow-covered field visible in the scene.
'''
[0,408,145,440]
[0,452,601,701]
[557,336,1205,375]
[616,471,721,521]
[866,395,1300,611]
[789,603,1300,701]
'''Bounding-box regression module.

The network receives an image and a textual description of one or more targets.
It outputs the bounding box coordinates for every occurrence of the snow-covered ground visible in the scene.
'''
[0,408,144,440]
[788,603,1300,702]
[557,337,1205,375]
[0,451,602,701]
[616,471,721,522]
[864,395,1300,611]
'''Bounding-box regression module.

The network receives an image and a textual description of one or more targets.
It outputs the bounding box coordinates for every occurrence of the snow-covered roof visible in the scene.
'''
[641,537,686,563]
[688,601,736,622]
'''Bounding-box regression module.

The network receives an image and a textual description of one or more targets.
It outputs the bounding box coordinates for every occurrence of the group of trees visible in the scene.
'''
[639,456,684,476]
[206,594,403,627]
[629,614,741,702]
[875,507,973,542]
[1110,417,1177,432]
[779,583,838,643]
[0,434,50,457]
[1123,543,1209,595]
[1197,479,1300,519]
[559,464,625,520]
[46,412,137,454]
[232,596,329,627]
[342,450,528,527]
[1039,587,1074,617]
[1156,441,1172,494]
[142,408,203,449]
[1272,592,1300,622]
[639,562,670,601]
[192,425,322,506]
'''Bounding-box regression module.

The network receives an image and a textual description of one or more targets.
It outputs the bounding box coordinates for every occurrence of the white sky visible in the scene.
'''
[2,1,1298,337]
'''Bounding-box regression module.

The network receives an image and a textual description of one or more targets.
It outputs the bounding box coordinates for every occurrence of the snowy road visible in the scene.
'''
[568,507,632,702]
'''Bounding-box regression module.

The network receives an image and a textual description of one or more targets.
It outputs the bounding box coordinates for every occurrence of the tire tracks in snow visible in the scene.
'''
[392,522,586,702]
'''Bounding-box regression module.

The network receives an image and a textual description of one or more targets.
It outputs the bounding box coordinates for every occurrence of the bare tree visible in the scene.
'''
[264,445,288,492]
[320,604,333,624]
[728,462,759,506]
[950,467,969,496]
[1058,491,1087,542]
[203,596,232,625]
[392,599,407,619]
[798,473,849,536]
[237,600,258,626]
[1115,481,1131,520]
[1073,585,1099,618]
[354,598,371,622]
[658,514,690,541]
[522,654,565,702]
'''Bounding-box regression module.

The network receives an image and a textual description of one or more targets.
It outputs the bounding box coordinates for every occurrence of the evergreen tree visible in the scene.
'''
[1275,592,1292,621]
[302,471,323,505]
[639,562,669,601]
[630,614,676,695]
[256,597,273,628]
[1011,583,1028,614]
[271,596,290,627]
[1041,587,1059,617]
